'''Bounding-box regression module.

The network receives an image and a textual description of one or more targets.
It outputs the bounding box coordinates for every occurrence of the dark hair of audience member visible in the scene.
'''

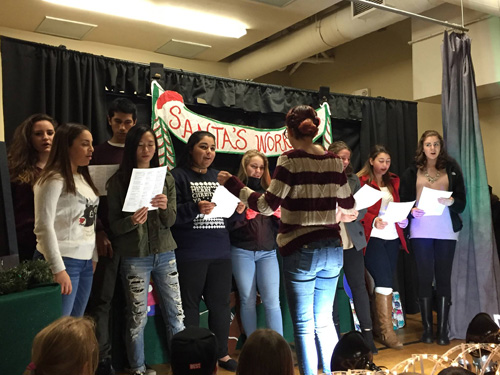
[236,329,294,375]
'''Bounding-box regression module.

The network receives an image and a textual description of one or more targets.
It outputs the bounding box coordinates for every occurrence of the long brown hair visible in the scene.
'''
[236,150,271,190]
[328,141,353,175]
[27,316,98,375]
[415,130,451,170]
[236,329,294,375]
[357,144,394,194]
[8,114,57,185]
[37,123,98,195]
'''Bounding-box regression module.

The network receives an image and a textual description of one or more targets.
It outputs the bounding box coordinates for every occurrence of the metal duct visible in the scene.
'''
[441,0,500,16]
[227,0,443,80]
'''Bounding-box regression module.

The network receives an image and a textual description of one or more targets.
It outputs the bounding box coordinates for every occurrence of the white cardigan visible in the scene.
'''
[34,173,99,274]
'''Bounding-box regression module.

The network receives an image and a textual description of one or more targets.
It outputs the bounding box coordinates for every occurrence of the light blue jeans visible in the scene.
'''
[61,257,93,317]
[283,243,343,375]
[231,247,283,336]
[121,251,185,373]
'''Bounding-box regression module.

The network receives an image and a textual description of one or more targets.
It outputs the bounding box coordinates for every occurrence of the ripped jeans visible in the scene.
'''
[121,251,185,373]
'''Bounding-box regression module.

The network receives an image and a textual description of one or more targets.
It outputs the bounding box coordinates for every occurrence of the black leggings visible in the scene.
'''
[411,238,456,299]
[364,238,400,288]
[176,258,232,359]
[333,248,372,330]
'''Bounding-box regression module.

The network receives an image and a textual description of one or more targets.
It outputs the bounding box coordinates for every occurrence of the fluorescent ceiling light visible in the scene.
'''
[43,0,247,38]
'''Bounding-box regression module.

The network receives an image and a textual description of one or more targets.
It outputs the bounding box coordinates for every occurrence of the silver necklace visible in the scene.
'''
[424,168,440,183]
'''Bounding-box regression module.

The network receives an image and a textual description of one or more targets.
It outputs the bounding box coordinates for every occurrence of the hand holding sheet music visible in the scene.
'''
[353,184,384,211]
[417,186,453,216]
[122,167,167,212]
[381,201,415,223]
[204,185,241,218]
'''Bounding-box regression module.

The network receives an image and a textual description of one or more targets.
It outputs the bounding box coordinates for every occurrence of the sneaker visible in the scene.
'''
[95,358,115,375]
[218,358,238,372]
[127,366,156,375]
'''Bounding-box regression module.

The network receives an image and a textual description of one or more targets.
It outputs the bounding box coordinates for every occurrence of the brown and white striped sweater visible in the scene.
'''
[224,149,355,256]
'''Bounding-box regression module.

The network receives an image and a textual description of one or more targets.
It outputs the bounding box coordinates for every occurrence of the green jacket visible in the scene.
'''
[107,170,177,257]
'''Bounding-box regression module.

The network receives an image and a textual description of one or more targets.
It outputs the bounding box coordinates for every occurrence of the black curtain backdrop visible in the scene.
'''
[1,35,419,312]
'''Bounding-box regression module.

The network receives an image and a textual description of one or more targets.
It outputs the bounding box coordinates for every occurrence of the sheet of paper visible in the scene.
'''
[122,166,167,212]
[204,185,240,219]
[417,186,453,216]
[88,164,119,196]
[353,184,384,211]
[381,201,415,223]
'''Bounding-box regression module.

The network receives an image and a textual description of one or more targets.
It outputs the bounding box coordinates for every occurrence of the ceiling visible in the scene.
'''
[0,0,345,63]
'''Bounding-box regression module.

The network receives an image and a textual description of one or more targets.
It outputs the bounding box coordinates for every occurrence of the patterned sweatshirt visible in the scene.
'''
[224,149,355,256]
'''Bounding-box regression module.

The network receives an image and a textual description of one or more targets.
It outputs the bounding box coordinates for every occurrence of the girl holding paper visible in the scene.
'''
[328,141,377,354]
[107,124,185,375]
[357,144,408,350]
[171,131,243,372]
[400,130,465,346]
[229,150,283,337]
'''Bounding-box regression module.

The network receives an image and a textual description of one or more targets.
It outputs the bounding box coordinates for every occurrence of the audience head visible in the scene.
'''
[178,131,216,170]
[171,327,218,375]
[328,141,353,175]
[237,150,271,189]
[8,113,57,184]
[236,329,294,375]
[357,144,394,193]
[26,316,98,375]
[285,105,320,140]
[107,98,137,144]
[38,123,98,195]
[415,130,450,170]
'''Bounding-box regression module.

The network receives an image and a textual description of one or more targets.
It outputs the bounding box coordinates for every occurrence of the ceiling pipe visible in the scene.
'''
[227,0,443,80]
[441,0,500,16]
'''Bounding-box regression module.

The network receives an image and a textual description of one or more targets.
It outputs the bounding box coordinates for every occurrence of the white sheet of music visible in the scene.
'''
[122,166,167,212]
[88,165,120,196]
[353,184,384,211]
[417,186,452,216]
[382,201,415,223]
[204,185,240,219]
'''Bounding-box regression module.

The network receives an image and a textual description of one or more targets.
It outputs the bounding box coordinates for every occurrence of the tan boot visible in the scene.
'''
[374,292,403,349]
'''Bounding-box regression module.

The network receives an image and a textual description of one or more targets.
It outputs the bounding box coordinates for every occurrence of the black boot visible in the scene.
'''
[362,329,378,354]
[419,298,433,344]
[436,296,451,345]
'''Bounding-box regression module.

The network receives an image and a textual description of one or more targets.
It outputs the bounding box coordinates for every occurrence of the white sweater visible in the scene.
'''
[34,173,99,274]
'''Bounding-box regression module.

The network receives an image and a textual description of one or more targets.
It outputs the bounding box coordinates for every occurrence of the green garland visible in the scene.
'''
[0,260,53,295]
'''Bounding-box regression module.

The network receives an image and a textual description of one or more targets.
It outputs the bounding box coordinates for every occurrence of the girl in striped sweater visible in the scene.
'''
[218,105,357,375]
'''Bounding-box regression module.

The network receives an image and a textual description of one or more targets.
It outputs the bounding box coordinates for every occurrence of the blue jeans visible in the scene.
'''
[121,252,185,373]
[283,244,343,375]
[61,257,93,317]
[364,238,400,288]
[231,247,283,336]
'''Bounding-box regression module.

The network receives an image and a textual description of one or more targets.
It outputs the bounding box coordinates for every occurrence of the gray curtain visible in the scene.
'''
[442,31,500,339]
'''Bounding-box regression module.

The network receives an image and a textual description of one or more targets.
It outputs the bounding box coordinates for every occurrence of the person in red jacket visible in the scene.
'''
[357,145,408,350]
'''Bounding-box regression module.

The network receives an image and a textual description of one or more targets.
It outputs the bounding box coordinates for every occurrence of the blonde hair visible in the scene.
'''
[26,316,98,375]
[237,150,271,190]
[237,329,294,375]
